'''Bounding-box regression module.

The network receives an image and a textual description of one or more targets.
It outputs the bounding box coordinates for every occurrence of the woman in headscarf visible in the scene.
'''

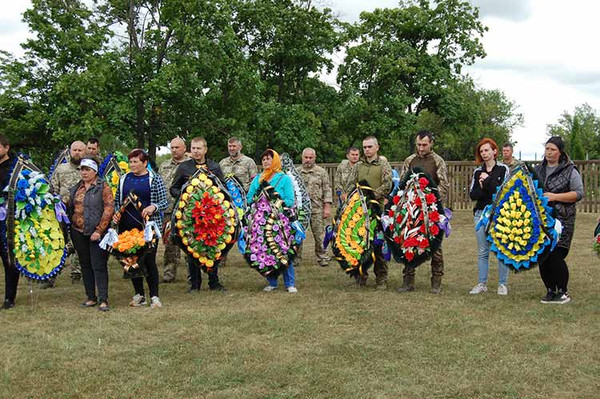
[534,136,583,304]
[68,157,114,311]
[246,149,298,293]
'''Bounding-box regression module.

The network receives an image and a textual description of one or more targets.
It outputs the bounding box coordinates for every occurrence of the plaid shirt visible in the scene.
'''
[115,169,168,226]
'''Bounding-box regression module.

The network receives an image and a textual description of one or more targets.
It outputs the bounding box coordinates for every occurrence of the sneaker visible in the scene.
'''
[263,285,278,292]
[286,286,298,293]
[552,292,571,304]
[540,291,556,304]
[150,296,162,308]
[497,284,508,296]
[129,294,147,307]
[1,300,15,310]
[469,283,488,294]
[210,284,227,292]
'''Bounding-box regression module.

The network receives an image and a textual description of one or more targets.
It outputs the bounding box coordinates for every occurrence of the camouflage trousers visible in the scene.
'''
[356,244,387,286]
[162,242,182,282]
[297,211,330,266]
[403,247,444,278]
[69,253,81,280]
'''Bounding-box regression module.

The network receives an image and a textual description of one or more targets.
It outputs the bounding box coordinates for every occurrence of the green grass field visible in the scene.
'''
[1,211,599,398]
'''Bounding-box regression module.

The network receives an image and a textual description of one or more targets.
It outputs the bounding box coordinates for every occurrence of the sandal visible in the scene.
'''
[81,300,97,308]
[98,302,110,312]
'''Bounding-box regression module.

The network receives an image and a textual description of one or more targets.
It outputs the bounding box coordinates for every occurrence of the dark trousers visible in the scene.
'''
[71,229,109,303]
[539,247,570,292]
[132,247,159,298]
[187,255,220,290]
[403,247,445,277]
[2,249,19,303]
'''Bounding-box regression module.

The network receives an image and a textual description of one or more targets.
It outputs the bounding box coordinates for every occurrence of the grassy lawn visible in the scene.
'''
[1,210,599,398]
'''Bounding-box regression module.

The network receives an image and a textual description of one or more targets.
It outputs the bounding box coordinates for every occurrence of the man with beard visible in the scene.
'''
[158,137,189,283]
[45,140,87,287]
[298,147,332,267]
[334,146,360,205]
[219,137,257,191]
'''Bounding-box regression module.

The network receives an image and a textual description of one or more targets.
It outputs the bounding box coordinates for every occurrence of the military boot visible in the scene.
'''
[396,274,415,293]
[430,275,442,294]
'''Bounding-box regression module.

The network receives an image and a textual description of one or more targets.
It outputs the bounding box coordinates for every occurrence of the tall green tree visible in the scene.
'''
[547,103,600,159]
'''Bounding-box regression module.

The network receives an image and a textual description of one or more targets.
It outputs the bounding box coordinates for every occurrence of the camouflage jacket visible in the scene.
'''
[159,155,190,213]
[505,158,525,173]
[300,164,333,212]
[334,160,357,197]
[402,151,449,203]
[219,154,258,190]
[345,155,393,204]
[51,161,81,204]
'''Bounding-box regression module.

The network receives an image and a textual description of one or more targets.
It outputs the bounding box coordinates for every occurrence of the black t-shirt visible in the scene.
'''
[469,162,509,214]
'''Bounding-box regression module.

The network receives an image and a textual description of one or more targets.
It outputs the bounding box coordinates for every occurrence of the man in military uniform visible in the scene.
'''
[158,137,189,283]
[47,140,87,287]
[502,142,523,172]
[334,146,360,206]
[399,130,449,294]
[298,148,332,267]
[344,136,392,289]
[219,137,257,191]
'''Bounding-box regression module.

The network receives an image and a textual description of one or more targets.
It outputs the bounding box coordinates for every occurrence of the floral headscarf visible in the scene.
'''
[259,149,281,183]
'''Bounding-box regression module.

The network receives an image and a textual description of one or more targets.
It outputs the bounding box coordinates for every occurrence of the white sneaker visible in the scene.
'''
[129,294,147,307]
[263,285,278,292]
[150,296,162,308]
[469,283,488,294]
[286,286,298,293]
[497,284,508,296]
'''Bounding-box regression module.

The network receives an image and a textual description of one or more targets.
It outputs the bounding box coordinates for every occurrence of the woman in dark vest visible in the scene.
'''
[534,137,583,304]
[68,157,114,311]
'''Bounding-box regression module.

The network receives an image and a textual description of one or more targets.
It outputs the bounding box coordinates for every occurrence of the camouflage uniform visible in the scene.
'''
[400,151,449,293]
[158,155,189,282]
[505,158,525,173]
[51,161,82,282]
[345,155,393,287]
[219,154,258,191]
[334,160,356,206]
[298,164,333,267]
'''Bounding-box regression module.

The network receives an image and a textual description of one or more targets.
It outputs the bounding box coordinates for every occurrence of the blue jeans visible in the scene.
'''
[474,210,509,285]
[267,261,295,288]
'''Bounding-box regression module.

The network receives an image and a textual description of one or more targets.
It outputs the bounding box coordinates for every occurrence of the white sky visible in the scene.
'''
[2,0,599,160]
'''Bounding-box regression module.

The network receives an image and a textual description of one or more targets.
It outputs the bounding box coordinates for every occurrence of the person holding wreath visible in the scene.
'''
[68,157,114,311]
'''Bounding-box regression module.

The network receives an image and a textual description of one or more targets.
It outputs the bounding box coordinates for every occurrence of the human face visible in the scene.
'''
[129,156,148,176]
[347,150,360,164]
[302,150,316,167]
[479,143,497,163]
[86,142,99,157]
[80,166,97,183]
[544,143,561,165]
[502,146,513,162]
[170,139,186,160]
[228,141,242,158]
[262,155,273,169]
[0,144,9,162]
[416,136,433,157]
[362,139,379,159]
[190,140,207,161]
[70,142,87,161]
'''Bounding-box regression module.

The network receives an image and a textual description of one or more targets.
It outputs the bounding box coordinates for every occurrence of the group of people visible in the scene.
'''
[0,130,586,311]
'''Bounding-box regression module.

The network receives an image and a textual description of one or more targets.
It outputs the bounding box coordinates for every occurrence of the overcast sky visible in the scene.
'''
[2,0,599,160]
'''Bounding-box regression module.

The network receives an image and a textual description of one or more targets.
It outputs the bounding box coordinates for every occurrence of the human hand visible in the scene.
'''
[90,232,101,242]
[141,205,157,219]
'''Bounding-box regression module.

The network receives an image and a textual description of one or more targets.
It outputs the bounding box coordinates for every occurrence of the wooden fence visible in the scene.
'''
[316,160,600,213]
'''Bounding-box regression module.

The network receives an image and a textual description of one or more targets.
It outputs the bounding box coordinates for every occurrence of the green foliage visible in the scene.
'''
[547,103,600,160]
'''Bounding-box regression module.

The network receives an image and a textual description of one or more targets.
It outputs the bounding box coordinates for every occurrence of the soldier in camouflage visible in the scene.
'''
[344,136,392,289]
[502,142,524,173]
[298,148,333,267]
[219,137,258,191]
[334,146,360,206]
[399,130,449,294]
[159,137,190,283]
[45,140,87,287]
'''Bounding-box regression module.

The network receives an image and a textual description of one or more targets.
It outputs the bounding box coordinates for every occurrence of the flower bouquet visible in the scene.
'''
[332,181,380,277]
[382,168,447,268]
[224,174,247,213]
[173,170,238,270]
[476,165,560,271]
[99,151,130,197]
[2,156,69,281]
[100,193,159,272]
[281,153,311,230]
[241,185,302,277]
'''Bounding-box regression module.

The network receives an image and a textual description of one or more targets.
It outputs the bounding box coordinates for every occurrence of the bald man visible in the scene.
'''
[46,140,87,287]
[158,137,190,283]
